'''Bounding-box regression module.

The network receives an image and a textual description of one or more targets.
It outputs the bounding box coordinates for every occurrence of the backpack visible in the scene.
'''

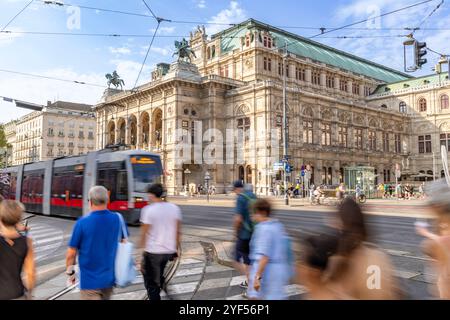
[239,192,257,234]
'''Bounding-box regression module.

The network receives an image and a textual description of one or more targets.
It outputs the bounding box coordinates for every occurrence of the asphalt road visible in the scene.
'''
[28,204,436,299]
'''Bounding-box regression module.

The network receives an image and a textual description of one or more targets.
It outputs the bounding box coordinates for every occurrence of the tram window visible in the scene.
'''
[131,156,163,192]
[0,173,11,199]
[9,174,17,199]
[22,171,44,201]
[97,161,128,202]
[52,166,85,200]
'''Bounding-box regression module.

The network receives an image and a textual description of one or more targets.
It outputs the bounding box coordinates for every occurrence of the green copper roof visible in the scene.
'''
[213,19,412,83]
[373,72,449,94]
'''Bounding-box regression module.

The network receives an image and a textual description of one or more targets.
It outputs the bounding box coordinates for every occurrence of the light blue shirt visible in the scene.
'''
[248,219,290,300]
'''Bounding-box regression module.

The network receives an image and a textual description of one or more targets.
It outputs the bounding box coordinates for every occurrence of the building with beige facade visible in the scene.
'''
[93,19,449,195]
[3,120,17,166]
[7,101,95,165]
[368,72,450,181]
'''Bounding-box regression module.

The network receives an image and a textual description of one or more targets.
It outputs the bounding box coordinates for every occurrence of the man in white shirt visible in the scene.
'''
[138,183,182,300]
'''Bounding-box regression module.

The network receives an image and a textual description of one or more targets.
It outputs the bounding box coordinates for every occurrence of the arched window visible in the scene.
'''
[399,101,407,113]
[381,104,388,109]
[441,94,449,110]
[419,98,427,112]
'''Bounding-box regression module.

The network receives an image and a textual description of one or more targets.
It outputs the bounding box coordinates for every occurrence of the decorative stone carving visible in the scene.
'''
[321,108,333,120]
[354,114,364,125]
[368,118,378,128]
[303,106,314,118]
[235,104,250,116]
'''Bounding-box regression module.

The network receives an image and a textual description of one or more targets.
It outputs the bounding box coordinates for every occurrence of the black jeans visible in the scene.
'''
[142,252,174,300]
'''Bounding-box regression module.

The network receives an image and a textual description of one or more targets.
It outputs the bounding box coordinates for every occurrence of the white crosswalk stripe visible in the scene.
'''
[27,221,64,262]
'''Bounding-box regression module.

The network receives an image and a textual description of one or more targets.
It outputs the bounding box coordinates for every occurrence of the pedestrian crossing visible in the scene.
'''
[27,221,65,262]
[164,257,306,300]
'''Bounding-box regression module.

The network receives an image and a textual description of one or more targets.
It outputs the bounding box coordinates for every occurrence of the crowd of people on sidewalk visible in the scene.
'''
[231,179,450,300]
[1,178,450,300]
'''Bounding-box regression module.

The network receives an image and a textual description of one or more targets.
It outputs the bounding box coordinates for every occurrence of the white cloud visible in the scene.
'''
[150,26,176,35]
[206,1,247,35]
[150,47,170,56]
[0,68,105,124]
[322,0,450,75]
[109,46,131,55]
[196,0,206,9]
[109,59,153,88]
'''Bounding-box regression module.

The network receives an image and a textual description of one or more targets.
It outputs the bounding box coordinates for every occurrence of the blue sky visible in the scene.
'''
[1,0,450,123]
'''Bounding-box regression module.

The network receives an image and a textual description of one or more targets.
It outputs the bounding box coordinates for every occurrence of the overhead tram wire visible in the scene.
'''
[426,46,449,57]
[132,0,163,90]
[410,0,444,35]
[309,0,436,38]
[38,0,446,34]
[0,29,415,39]
[0,69,106,88]
[39,0,234,26]
[133,21,160,90]
[2,1,436,96]
[1,0,34,32]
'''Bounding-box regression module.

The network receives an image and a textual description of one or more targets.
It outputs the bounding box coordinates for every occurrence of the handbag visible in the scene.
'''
[114,213,137,287]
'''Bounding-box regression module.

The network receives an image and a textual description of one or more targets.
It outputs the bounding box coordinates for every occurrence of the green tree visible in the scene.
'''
[0,124,7,148]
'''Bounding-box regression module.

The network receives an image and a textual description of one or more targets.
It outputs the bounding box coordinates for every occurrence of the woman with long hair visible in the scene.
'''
[298,197,400,299]
[0,200,36,300]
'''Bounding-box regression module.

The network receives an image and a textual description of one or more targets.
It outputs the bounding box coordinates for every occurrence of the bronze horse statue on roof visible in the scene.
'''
[173,38,196,63]
[105,71,125,90]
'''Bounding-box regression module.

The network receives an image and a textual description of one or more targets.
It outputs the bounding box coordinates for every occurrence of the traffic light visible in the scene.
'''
[415,41,427,69]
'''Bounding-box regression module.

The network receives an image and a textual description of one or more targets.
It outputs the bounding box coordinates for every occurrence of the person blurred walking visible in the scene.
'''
[138,183,181,300]
[416,179,450,299]
[232,180,256,290]
[297,197,400,299]
[247,199,291,300]
[0,200,35,300]
[66,186,127,300]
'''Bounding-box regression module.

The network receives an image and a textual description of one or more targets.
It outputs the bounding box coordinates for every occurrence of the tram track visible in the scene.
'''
[44,246,182,300]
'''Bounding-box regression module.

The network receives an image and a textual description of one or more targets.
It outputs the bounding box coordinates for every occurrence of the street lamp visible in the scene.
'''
[282,41,289,206]
[204,171,211,203]
[184,168,191,196]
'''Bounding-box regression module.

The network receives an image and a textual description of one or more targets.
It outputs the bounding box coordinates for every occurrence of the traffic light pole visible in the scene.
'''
[283,42,289,206]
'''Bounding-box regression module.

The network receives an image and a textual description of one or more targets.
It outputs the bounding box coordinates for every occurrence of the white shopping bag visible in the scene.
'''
[114,213,137,287]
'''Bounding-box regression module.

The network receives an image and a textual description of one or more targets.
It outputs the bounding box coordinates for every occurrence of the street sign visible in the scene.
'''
[285,164,292,173]
[273,162,284,171]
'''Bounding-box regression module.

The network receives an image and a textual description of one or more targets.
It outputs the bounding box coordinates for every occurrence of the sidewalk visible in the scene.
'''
[170,195,433,218]
[161,225,306,300]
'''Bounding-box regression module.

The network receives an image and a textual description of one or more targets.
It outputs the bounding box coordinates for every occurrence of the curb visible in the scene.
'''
[207,240,234,268]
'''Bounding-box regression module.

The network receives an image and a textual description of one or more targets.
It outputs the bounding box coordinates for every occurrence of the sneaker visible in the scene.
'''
[239,281,248,289]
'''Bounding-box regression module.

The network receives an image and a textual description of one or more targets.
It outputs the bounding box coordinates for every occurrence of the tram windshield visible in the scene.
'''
[131,155,163,192]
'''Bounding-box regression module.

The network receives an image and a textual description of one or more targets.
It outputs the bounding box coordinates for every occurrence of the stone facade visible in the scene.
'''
[3,120,17,166]
[7,101,95,165]
[94,19,426,195]
[368,73,450,181]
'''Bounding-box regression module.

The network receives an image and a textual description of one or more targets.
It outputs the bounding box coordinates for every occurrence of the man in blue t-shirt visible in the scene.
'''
[66,186,127,300]
[232,181,256,290]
